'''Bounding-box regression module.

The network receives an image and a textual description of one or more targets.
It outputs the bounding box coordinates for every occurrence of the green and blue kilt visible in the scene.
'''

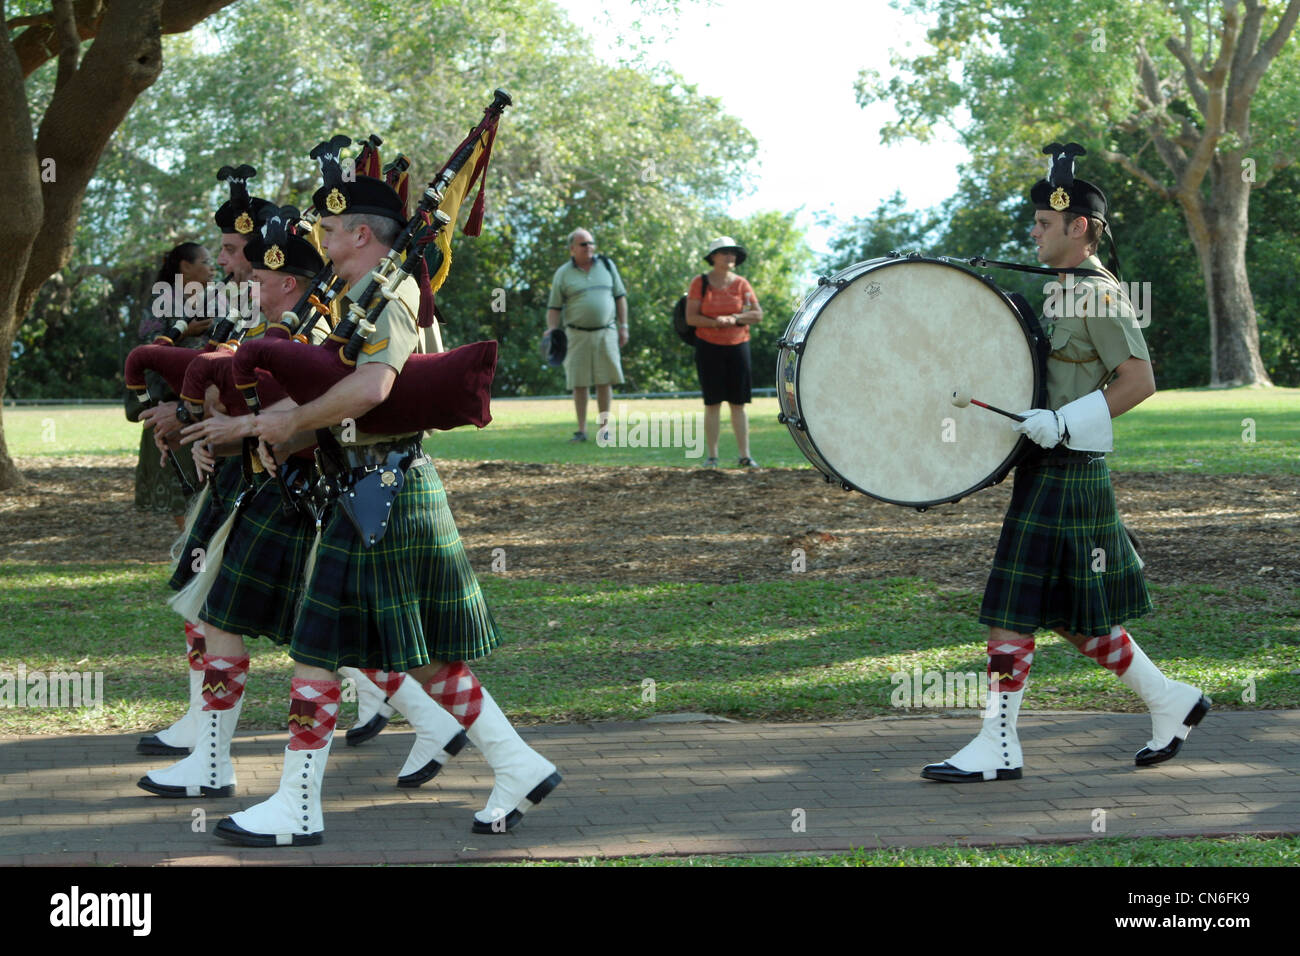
[290,460,501,672]
[198,465,318,646]
[167,456,245,591]
[979,456,1152,636]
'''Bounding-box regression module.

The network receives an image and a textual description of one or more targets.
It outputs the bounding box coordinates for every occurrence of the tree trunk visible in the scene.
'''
[1196,155,1273,387]
[0,0,167,490]
[0,0,46,490]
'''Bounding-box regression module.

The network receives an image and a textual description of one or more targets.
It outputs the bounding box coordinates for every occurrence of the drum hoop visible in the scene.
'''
[785,255,1045,510]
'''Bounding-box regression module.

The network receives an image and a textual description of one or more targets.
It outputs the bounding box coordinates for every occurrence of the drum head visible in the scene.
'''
[796,259,1037,508]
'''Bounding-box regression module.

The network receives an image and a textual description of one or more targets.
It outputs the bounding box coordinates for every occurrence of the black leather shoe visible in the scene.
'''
[397,730,469,788]
[471,771,563,834]
[136,775,234,798]
[1135,695,1211,767]
[345,712,390,747]
[136,735,190,757]
[921,761,1022,783]
[214,817,322,848]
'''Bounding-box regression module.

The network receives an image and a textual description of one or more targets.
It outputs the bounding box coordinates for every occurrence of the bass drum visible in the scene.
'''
[776,256,1045,509]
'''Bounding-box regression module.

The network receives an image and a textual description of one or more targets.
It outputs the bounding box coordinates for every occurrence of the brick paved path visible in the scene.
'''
[2,710,1296,865]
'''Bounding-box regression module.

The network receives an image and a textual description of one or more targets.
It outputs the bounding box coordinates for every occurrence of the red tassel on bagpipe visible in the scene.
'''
[462,119,499,238]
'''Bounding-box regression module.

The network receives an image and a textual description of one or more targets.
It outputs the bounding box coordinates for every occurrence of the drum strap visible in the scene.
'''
[961,256,1108,279]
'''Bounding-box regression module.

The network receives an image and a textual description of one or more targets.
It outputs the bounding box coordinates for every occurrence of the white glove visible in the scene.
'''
[1011,408,1064,449]
[1058,390,1114,452]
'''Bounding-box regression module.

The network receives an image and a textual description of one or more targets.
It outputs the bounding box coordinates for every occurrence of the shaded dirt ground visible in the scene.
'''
[2,455,1297,599]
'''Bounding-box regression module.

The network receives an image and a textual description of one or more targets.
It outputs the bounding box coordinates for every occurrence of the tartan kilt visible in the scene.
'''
[290,460,502,672]
[979,457,1152,637]
[167,457,245,591]
[198,470,317,646]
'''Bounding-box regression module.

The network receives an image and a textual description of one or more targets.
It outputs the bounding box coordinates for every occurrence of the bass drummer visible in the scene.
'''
[921,143,1209,783]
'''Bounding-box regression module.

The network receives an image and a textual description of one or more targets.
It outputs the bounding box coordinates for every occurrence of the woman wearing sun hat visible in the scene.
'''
[685,236,763,467]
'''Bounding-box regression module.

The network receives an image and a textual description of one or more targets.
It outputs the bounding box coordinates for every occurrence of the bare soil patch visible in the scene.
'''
[3,456,1296,600]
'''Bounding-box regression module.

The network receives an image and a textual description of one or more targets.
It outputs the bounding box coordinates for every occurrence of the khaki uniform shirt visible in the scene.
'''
[329,272,423,446]
[1041,255,1150,410]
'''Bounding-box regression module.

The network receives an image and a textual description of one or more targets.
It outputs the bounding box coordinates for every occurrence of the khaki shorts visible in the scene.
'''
[563,326,624,389]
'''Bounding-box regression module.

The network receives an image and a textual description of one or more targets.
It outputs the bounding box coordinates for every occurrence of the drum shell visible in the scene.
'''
[777,257,1045,509]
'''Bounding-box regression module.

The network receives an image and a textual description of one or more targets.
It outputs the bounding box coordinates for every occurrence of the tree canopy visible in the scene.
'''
[857,0,1300,386]
[9,0,813,411]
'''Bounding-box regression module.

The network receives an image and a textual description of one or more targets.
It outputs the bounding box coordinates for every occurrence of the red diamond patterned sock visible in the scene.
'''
[185,622,206,672]
[987,636,1035,692]
[1080,626,1134,676]
[288,678,341,750]
[200,655,249,710]
[421,662,483,729]
[360,669,405,698]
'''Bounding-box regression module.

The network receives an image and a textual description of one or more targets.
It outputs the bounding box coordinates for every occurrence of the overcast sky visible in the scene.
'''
[551,0,972,255]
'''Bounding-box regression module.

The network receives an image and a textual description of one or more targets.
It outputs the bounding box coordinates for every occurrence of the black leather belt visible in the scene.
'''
[342,437,426,470]
[1024,446,1105,468]
[565,324,614,332]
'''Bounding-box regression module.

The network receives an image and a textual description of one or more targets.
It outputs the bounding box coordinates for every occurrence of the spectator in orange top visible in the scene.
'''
[686,236,763,467]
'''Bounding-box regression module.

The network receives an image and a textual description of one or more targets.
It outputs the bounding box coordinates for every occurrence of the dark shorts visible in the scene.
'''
[694,339,752,406]
[290,460,502,672]
[979,455,1152,637]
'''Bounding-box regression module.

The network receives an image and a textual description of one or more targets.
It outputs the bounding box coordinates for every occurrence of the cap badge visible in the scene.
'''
[263,244,285,270]
[234,212,255,234]
[1049,187,1070,211]
[326,188,347,214]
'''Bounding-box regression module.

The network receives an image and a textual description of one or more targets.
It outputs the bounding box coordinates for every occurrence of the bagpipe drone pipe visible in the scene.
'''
[267,132,387,342]
[231,89,511,431]
[127,128,385,398]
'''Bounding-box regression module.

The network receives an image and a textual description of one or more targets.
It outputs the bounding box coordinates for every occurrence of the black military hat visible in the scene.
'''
[310,135,406,223]
[1030,141,1123,278]
[1030,142,1109,223]
[244,204,325,278]
[214,164,273,235]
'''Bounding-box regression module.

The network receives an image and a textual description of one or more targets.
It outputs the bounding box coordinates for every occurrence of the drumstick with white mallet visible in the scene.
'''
[950,388,1026,423]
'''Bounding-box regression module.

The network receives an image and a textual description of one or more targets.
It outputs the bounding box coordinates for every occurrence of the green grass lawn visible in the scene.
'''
[6,386,1298,472]
[3,388,1296,866]
[1,569,1294,734]
[508,834,1300,866]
